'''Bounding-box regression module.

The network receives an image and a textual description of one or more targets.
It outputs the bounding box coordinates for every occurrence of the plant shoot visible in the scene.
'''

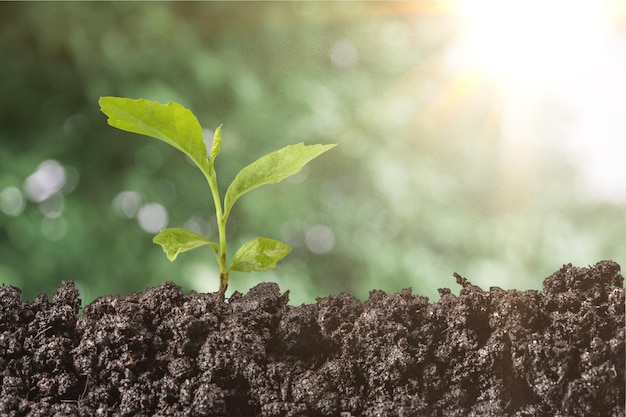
[99,97,335,300]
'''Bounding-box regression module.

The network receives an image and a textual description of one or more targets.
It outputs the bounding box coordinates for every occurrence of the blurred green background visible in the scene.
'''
[1,2,625,305]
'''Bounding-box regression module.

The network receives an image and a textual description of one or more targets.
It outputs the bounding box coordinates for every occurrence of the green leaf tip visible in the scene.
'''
[224,143,337,217]
[153,228,217,261]
[209,124,223,165]
[229,237,292,273]
[98,96,207,167]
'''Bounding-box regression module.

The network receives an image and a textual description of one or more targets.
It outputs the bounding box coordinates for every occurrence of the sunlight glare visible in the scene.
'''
[458,0,610,89]
[448,0,626,203]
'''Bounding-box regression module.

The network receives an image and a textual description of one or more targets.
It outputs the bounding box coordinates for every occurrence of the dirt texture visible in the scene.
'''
[0,261,623,417]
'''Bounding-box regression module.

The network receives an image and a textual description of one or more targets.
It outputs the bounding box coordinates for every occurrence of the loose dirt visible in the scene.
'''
[1,261,623,416]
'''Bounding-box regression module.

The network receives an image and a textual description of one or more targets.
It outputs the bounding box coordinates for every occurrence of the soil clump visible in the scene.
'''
[0,261,623,416]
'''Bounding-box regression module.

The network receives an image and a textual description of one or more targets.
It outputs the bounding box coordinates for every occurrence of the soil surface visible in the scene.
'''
[0,261,623,416]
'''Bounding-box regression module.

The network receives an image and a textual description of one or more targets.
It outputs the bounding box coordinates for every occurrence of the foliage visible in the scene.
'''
[1,3,624,305]
[99,97,335,298]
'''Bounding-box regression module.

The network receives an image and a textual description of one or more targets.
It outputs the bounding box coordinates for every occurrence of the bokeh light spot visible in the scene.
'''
[112,191,142,218]
[305,224,335,254]
[137,203,168,233]
[24,160,67,203]
[38,193,64,218]
[0,186,25,217]
[329,39,359,68]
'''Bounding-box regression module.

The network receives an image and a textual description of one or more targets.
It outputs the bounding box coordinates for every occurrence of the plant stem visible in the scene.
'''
[200,161,229,300]
[218,271,229,303]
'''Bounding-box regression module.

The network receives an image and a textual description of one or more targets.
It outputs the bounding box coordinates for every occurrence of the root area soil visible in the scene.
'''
[0,261,623,416]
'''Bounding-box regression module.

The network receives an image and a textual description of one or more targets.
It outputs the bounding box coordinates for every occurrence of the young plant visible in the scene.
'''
[99,97,336,300]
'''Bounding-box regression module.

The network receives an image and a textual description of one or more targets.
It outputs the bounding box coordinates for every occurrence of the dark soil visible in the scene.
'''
[0,261,623,416]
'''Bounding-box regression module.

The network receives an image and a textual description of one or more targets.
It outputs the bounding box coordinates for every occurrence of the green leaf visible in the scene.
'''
[224,143,336,218]
[153,228,218,261]
[229,237,292,272]
[209,124,223,166]
[99,97,207,167]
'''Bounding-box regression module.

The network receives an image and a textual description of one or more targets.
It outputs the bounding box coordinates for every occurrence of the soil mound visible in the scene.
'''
[1,261,623,416]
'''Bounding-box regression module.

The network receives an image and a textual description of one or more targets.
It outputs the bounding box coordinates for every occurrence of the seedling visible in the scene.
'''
[99,97,335,301]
